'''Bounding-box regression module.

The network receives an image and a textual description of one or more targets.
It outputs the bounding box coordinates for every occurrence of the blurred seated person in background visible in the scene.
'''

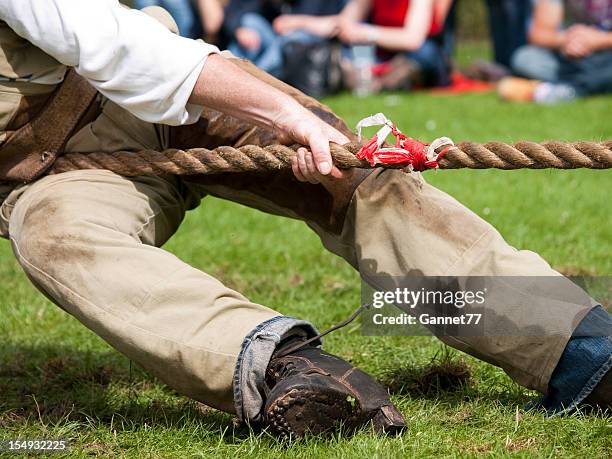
[223,0,346,78]
[277,0,453,92]
[458,0,531,82]
[199,0,226,43]
[135,0,225,42]
[485,0,531,70]
[499,0,612,103]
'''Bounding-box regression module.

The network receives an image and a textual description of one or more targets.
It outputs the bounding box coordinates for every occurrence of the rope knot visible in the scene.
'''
[356,113,454,172]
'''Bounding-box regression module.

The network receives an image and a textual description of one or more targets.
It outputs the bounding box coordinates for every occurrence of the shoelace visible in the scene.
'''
[275,303,372,358]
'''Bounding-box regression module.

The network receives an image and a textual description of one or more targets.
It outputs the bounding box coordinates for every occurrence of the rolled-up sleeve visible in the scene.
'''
[0,0,220,125]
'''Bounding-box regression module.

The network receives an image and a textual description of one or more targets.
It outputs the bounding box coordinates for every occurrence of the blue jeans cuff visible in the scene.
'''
[232,316,320,423]
[527,305,612,414]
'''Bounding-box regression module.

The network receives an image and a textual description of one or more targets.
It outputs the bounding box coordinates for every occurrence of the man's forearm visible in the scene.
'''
[188,54,350,177]
[188,54,307,131]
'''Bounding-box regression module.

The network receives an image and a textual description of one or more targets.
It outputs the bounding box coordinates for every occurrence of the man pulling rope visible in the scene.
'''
[0,0,609,440]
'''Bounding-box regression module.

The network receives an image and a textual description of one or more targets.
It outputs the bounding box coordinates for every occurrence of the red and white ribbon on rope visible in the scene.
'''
[356,113,454,172]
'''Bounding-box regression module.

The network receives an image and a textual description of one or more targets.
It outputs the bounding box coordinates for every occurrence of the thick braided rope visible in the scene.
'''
[50,140,612,177]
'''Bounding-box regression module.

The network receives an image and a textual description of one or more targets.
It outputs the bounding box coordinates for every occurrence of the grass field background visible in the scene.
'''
[1,60,611,456]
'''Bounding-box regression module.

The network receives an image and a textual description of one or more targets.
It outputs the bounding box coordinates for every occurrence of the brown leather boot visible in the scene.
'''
[262,339,405,438]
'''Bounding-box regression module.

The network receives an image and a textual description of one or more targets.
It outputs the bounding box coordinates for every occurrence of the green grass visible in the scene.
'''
[1,90,611,457]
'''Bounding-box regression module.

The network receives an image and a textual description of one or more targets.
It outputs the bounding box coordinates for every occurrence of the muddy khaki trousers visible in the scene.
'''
[0,96,594,422]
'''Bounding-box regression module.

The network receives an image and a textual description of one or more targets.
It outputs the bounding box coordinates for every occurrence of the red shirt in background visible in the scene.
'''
[371,0,444,36]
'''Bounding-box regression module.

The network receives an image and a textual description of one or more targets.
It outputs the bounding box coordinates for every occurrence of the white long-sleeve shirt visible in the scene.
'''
[0,0,220,125]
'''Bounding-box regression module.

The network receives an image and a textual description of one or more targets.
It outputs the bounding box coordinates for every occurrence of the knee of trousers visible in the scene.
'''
[10,194,103,283]
[333,168,496,276]
[6,173,181,299]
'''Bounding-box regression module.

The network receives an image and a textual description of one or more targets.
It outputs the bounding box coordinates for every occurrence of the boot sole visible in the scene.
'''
[265,387,359,438]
